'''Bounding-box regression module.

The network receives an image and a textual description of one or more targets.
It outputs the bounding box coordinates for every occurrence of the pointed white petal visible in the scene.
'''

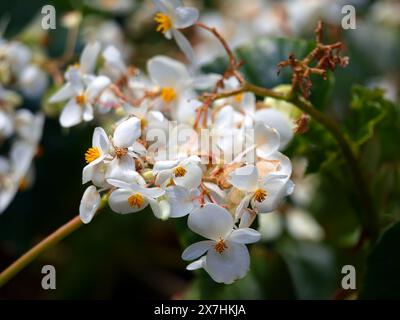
[49,83,75,103]
[172,29,195,63]
[59,99,82,128]
[92,127,110,154]
[80,42,101,74]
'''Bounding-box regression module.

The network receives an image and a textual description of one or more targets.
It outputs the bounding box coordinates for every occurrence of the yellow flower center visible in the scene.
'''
[214,238,228,254]
[161,87,176,103]
[140,117,148,131]
[75,94,86,105]
[173,166,187,177]
[155,13,172,34]
[234,93,243,103]
[128,193,145,208]
[85,147,101,164]
[253,189,267,202]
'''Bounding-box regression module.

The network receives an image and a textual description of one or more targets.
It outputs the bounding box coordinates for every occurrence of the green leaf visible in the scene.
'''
[360,221,400,299]
[344,86,388,148]
[277,239,337,299]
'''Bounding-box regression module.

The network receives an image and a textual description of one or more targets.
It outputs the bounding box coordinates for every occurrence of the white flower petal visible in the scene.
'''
[92,127,110,154]
[105,156,137,182]
[255,108,294,149]
[174,6,199,29]
[79,186,101,224]
[108,188,148,214]
[182,240,214,261]
[80,42,101,74]
[59,99,82,128]
[49,83,75,103]
[228,164,259,192]
[254,122,280,159]
[166,185,194,218]
[229,228,261,244]
[149,198,171,220]
[86,76,111,101]
[82,103,94,122]
[174,162,202,189]
[205,241,250,284]
[188,203,234,241]
[172,29,195,63]
[147,55,190,88]
[113,117,141,147]
[102,45,126,72]
[186,257,206,271]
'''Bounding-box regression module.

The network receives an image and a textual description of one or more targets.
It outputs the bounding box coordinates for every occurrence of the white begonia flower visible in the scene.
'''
[163,184,197,218]
[154,155,203,190]
[82,127,111,184]
[107,178,165,214]
[229,164,293,216]
[147,55,193,108]
[123,101,168,134]
[79,185,101,224]
[153,0,199,62]
[49,69,111,127]
[182,203,261,284]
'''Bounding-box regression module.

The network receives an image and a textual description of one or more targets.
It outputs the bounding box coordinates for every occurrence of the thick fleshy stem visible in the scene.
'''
[0,195,108,287]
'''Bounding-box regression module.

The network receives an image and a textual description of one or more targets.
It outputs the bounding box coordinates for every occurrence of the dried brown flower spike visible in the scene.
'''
[278,20,349,98]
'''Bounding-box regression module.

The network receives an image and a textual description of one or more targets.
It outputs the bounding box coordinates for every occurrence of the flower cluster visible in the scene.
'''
[0,35,47,213]
[49,0,296,284]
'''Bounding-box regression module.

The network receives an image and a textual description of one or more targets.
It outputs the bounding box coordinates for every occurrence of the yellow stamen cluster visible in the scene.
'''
[234,93,243,103]
[253,189,267,202]
[85,147,101,164]
[128,193,145,208]
[214,238,228,254]
[75,94,86,105]
[155,13,172,34]
[161,87,176,103]
[173,166,187,177]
